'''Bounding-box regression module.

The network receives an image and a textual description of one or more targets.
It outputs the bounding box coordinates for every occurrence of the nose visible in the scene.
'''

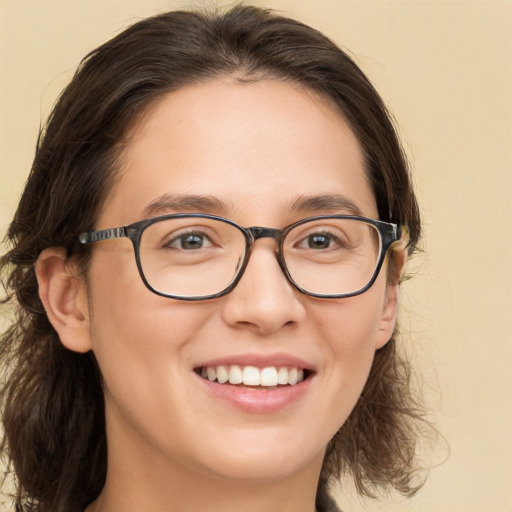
[220,242,306,335]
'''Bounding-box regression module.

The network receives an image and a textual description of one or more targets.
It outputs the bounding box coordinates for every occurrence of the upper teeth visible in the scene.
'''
[200,365,305,386]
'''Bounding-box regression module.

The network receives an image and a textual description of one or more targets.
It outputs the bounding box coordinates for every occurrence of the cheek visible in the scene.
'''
[312,287,384,356]
[84,249,209,392]
[85,269,220,454]
[307,283,387,411]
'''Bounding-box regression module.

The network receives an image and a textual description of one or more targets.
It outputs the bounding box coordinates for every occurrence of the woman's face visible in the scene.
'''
[78,79,399,485]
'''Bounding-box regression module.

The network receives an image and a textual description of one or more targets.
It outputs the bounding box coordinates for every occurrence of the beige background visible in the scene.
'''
[1,1,511,511]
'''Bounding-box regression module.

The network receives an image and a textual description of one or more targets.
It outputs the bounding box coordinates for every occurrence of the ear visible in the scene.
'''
[35,247,92,353]
[375,282,400,349]
[375,242,408,349]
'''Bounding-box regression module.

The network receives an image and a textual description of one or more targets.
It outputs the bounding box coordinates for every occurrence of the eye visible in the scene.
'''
[297,231,341,250]
[166,231,214,250]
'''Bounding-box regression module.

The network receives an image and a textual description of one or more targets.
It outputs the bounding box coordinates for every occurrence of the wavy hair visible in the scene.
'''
[1,5,427,512]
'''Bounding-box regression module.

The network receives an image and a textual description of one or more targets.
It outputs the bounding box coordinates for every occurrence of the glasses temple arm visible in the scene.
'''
[79,226,127,244]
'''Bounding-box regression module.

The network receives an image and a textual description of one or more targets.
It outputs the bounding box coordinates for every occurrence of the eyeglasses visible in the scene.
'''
[79,214,402,301]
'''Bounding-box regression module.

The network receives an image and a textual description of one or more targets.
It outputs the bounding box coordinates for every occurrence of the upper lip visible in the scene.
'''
[195,353,315,371]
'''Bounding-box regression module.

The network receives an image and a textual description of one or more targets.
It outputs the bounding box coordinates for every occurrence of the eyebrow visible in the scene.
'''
[143,194,229,217]
[288,194,364,216]
[142,193,364,219]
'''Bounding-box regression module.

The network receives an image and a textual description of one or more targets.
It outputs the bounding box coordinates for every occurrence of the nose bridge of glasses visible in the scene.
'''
[240,226,290,289]
[244,226,285,267]
[247,226,281,243]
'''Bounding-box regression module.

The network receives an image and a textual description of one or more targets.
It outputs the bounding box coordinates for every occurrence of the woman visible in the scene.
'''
[1,5,427,512]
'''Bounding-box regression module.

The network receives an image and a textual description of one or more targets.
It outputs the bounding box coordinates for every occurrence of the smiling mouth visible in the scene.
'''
[194,365,312,388]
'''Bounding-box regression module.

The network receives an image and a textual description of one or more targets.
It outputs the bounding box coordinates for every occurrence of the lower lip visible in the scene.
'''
[195,373,313,413]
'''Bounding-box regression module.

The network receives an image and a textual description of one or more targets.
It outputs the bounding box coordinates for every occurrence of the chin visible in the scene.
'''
[190,427,326,484]
[203,454,320,484]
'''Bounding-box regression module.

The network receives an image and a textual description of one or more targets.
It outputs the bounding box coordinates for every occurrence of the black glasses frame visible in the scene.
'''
[79,213,402,301]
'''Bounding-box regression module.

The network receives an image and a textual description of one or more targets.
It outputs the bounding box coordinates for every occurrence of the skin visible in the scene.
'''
[36,79,404,512]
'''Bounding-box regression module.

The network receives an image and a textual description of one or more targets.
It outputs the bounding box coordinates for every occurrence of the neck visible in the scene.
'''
[87,465,321,512]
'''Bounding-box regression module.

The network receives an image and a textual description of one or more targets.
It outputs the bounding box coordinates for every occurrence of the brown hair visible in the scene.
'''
[1,5,425,512]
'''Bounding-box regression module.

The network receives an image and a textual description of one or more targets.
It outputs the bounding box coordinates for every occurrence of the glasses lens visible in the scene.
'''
[139,217,246,298]
[283,218,382,296]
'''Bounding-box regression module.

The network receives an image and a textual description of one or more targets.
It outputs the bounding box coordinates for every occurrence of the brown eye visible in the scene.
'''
[296,231,342,250]
[305,233,332,249]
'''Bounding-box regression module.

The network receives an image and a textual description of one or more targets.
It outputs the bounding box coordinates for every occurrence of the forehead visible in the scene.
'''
[99,79,377,226]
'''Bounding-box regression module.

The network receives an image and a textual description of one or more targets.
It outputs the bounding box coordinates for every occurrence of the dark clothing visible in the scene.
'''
[317,491,341,512]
